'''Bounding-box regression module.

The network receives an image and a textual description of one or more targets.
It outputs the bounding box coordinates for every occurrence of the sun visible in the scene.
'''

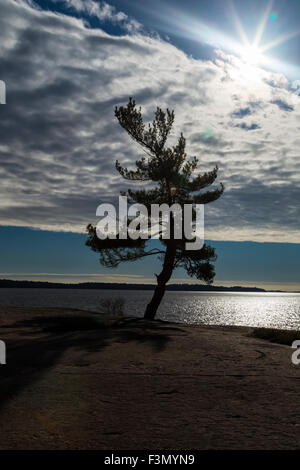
[241,44,264,65]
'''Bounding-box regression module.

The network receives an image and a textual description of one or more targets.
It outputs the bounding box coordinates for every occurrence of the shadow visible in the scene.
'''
[0,313,186,410]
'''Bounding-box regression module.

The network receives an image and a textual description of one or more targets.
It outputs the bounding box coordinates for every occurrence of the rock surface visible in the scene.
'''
[0,306,299,450]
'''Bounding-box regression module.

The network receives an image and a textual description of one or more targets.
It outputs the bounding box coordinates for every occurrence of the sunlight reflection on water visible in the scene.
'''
[0,288,300,330]
[165,291,300,329]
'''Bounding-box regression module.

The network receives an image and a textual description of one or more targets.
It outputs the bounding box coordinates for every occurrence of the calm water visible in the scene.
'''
[1,288,300,330]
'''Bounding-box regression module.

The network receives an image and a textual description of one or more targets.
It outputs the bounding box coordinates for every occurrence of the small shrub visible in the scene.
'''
[99,297,125,316]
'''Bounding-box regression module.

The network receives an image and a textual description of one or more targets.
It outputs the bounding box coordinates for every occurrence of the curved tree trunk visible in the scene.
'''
[144,243,176,320]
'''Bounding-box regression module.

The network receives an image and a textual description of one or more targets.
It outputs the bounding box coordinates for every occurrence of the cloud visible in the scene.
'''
[234,122,260,131]
[271,99,294,112]
[53,0,142,32]
[1,0,300,243]
[231,106,252,118]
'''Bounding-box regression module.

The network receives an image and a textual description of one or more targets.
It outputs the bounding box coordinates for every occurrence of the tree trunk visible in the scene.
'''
[144,282,166,320]
[144,243,176,320]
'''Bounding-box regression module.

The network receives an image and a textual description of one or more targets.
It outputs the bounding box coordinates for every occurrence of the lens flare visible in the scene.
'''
[201,127,213,141]
[269,11,278,21]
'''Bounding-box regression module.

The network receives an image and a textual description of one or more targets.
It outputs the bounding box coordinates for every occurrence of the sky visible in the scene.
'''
[1,0,300,290]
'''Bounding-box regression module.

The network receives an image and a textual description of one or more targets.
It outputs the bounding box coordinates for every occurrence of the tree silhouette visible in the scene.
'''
[86,98,224,320]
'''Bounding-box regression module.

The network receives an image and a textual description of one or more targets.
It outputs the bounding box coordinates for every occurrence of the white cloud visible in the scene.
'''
[53,0,142,32]
[1,0,300,242]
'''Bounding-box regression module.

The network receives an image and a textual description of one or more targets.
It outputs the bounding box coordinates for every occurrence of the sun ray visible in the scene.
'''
[261,29,300,53]
[253,0,273,47]
[229,0,249,46]
[126,0,300,78]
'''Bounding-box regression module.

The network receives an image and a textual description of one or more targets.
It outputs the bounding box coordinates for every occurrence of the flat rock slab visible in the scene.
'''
[0,307,299,450]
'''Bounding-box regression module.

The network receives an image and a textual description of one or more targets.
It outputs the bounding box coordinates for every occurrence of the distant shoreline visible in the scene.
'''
[0,279,286,293]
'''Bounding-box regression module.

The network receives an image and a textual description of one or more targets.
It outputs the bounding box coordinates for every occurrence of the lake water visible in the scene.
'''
[1,288,300,330]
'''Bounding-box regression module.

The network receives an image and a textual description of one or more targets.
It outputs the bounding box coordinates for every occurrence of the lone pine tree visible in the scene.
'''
[86,98,224,320]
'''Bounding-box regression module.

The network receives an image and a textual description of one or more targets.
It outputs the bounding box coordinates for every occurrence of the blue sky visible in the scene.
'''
[35,0,300,77]
[1,0,300,290]
[107,0,300,72]
[1,226,300,291]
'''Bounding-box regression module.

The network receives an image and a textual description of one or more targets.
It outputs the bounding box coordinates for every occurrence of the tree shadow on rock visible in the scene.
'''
[0,313,186,409]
